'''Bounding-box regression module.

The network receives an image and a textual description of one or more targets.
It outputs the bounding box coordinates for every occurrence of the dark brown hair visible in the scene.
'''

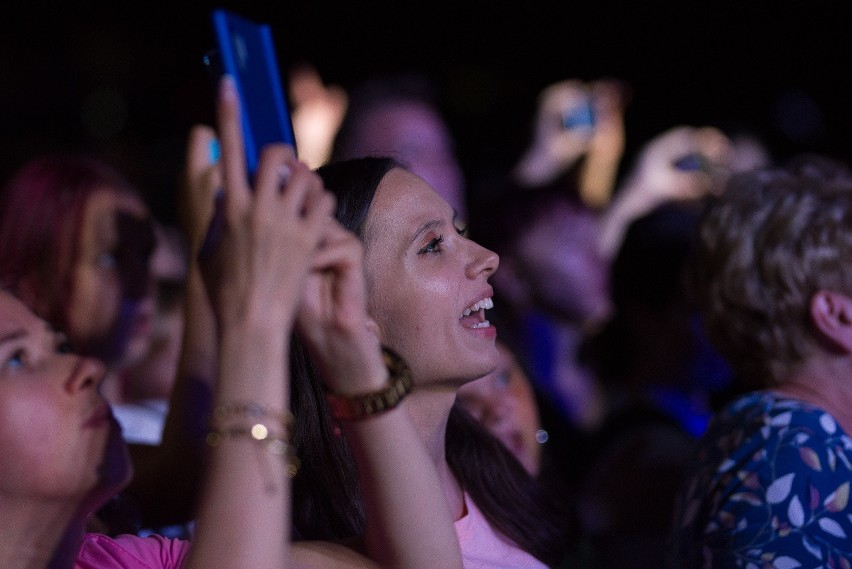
[290,156,568,566]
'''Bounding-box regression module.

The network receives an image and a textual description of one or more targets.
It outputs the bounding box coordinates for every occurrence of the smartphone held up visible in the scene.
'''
[198,9,298,260]
[206,9,297,175]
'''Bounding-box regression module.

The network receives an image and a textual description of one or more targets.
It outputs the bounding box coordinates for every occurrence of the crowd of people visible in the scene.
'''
[2,22,852,569]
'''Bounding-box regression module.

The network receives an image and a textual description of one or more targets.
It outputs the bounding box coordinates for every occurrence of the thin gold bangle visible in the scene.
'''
[206,424,300,477]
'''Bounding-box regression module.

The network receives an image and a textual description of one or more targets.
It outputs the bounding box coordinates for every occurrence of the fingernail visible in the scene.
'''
[219,75,237,102]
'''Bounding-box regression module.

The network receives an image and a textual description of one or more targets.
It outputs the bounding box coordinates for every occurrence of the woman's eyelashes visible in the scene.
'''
[2,334,72,372]
[418,234,445,255]
[417,222,467,255]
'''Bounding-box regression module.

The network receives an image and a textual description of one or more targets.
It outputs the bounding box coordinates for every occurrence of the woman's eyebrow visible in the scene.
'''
[0,329,25,346]
[411,219,444,244]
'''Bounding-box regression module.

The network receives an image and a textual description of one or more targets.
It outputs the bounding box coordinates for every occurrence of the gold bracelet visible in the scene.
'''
[213,402,294,431]
[206,424,300,477]
[324,346,413,421]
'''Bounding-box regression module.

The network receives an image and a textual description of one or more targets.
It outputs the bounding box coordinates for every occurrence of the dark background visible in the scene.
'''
[3,1,851,226]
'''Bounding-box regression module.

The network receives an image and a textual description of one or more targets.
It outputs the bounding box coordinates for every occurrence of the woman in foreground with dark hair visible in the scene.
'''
[288,156,569,568]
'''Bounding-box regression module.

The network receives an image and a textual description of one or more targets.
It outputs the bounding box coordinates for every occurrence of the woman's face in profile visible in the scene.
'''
[0,290,131,504]
[360,167,500,386]
[66,187,156,366]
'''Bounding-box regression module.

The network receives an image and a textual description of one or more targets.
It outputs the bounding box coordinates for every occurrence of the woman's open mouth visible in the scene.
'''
[460,297,494,329]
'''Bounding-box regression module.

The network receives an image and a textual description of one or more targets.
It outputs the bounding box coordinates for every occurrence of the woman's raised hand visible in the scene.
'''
[202,76,336,332]
[295,218,388,395]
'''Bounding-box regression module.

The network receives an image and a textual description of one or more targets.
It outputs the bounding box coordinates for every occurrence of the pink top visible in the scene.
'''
[455,493,548,569]
[76,495,546,569]
[75,533,191,569]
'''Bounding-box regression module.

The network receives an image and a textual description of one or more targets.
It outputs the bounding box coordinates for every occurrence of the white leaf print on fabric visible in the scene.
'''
[788,495,805,528]
[820,413,837,435]
[772,556,802,569]
[817,517,847,538]
[767,473,796,504]
[771,412,793,427]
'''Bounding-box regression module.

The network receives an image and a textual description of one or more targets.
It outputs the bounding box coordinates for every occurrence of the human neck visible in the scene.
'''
[773,357,852,434]
[0,496,84,569]
[404,388,466,520]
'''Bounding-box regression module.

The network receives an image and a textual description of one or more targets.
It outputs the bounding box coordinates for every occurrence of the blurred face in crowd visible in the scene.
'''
[121,225,187,402]
[457,342,543,476]
[351,101,467,221]
[515,201,612,326]
[66,187,156,367]
[0,290,131,509]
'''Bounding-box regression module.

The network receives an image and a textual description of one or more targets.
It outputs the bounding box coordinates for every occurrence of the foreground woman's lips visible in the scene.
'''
[83,403,113,428]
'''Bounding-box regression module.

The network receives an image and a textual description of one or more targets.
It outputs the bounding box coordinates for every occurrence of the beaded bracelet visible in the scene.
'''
[324,346,413,421]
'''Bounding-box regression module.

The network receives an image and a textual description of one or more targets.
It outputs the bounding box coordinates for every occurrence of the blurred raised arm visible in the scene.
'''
[185,75,334,569]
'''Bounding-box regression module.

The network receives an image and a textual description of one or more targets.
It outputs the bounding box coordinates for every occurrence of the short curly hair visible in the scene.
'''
[687,153,852,387]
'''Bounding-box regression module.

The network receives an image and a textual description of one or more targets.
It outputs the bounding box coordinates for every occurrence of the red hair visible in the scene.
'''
[0,152,137,333]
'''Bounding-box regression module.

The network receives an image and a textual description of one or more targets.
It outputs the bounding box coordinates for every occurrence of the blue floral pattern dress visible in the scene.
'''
[669,391,852,568]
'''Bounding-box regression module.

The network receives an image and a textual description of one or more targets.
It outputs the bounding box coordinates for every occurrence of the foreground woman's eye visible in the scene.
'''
[5,348,25,370]
[455,224,468,237]
[418,235,445,255]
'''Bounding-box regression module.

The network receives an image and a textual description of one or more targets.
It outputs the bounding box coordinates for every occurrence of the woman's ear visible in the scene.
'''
[809,290,852,352]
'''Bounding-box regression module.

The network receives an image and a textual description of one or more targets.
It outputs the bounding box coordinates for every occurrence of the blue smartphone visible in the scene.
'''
[209,9,297,174]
